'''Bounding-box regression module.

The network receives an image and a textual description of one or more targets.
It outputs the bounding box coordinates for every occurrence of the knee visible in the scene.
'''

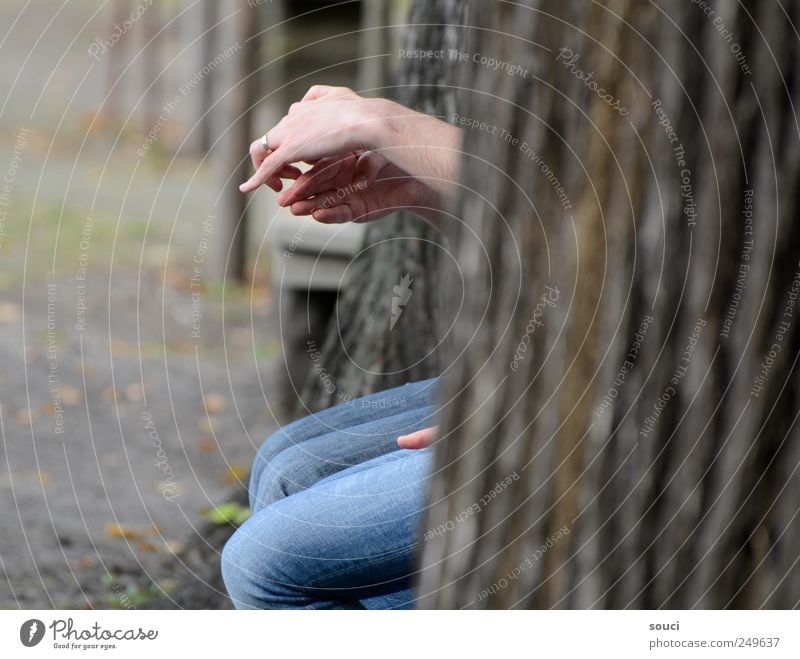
[250,446,309,511]
[248,420,314,506]
[221,516,279,609]
[221,527,261,609]
[220,510,307,610]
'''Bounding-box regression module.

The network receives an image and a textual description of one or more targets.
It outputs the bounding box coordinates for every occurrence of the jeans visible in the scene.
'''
[221,378,439,609]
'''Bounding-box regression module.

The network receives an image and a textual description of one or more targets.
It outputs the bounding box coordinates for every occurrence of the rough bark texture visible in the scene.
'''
[300,0,467,412]
[418,0,800,609]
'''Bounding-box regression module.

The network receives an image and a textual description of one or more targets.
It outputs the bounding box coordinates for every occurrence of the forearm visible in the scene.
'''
[405,179,450,229]
[368,100,463,203]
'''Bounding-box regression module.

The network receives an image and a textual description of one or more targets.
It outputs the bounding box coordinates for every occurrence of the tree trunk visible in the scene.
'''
[300,0,467,412]
[181,0,219,155]
[419,0,800,609]
[210,0,260,281]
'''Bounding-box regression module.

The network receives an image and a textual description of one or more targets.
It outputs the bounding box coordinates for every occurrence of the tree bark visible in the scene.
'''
[418,0,800,609]
[300,0,468,411]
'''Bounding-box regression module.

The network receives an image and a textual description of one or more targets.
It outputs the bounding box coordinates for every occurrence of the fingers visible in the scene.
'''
[242,84,360,193]
[277,154,357,206]
[265,165,301,192]
[287,193,356,223]
[288,190,338,216]
[312,204,354,223]
[396,426,438,449]
[280,164,302,179]
[249,140,266,169]
[353,150,385,187]
[301,85,354,102]
[240,146,292,193]
[249,162,301,193]
[279,150,383,206]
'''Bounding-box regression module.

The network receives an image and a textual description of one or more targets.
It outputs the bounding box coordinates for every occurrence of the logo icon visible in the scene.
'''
[20,619,45,647]
[390,274,413,331]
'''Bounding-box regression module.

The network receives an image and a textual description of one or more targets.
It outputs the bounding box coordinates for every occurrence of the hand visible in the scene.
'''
[239,85,463,226]
[246,143,303,193]
[239,86,391,193]
[397,426,438,449]
[276,150,441,224]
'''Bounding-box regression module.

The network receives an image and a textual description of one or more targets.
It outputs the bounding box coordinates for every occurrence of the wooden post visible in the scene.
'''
[211,0,260,281]
[181,0,218,155]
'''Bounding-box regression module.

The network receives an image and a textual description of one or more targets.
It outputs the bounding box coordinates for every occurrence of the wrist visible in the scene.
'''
[366,98,407,152]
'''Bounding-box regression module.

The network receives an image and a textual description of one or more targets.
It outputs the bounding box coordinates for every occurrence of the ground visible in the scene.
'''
[0,0,289,609]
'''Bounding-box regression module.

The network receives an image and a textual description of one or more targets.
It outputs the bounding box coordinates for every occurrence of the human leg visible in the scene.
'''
[223,447,432,609]
[249,377,438,511]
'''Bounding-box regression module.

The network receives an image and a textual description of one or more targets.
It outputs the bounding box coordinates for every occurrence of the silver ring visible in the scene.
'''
[261,134,270,152]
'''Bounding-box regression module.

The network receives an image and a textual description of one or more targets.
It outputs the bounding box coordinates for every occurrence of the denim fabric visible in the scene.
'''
[222,378,439,609]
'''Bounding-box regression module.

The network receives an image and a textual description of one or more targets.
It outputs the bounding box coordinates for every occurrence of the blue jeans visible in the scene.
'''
[221,378,439,609]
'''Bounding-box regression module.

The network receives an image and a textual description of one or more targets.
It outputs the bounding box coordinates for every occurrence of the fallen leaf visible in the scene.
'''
[102,386,119,402]
[110,339,135,357]
[197,437,217,453]
[136,540,158,553]
[81,109,112,133]
[124,383,143,402]
[163,268,192,290]
[163,540,184,555]
[16,409,33,425]
[203,394,228,414]
[106,524,144,541]
[60,384,82,405]
[0,303,21,324]
[70,555,95,570]
[224,464,248,485]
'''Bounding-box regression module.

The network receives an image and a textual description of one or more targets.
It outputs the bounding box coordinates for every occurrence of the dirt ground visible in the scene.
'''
[0,0,290,608]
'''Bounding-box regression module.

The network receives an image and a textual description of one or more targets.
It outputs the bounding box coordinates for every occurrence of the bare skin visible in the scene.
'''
[241,85,459,447]
[396,426,438,449]
[240,85,463,228]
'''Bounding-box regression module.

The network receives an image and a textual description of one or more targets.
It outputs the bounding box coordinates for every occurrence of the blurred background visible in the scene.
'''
[4,0,799,613]
[0,0,411,609]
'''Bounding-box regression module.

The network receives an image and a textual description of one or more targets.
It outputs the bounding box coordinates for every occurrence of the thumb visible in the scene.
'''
[397,426,438,449]
[352,151,385,188]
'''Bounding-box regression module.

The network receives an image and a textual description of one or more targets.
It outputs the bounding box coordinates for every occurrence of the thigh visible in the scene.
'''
[232,448,433,608]
[250,378,439,507]
[261,377,438,462]
[251,404,438,511]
